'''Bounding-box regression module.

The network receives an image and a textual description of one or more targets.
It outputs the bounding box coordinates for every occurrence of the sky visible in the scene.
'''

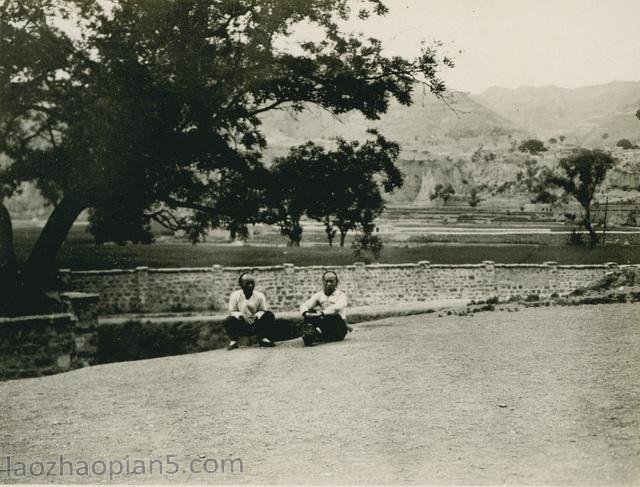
[323,0,640,93]
[60,0,640,95]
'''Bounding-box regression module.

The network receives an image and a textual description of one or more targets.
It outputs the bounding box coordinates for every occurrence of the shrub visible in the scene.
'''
[518,139,547,154]
[352,233,383,263]
[616,138,637,150]
[568,229,584,246]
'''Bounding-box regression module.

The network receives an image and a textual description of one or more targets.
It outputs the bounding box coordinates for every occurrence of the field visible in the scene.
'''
[11,222,640,269]
[1,303,638,484]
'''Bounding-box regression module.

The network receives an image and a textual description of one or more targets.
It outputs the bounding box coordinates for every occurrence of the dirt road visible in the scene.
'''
[1,304,639,484]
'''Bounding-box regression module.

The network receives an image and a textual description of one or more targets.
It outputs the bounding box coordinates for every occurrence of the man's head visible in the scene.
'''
[238,272,256,296]
[322,270,338,295]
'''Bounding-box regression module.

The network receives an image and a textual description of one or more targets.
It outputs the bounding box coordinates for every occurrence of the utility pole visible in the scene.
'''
[602,197,609,247]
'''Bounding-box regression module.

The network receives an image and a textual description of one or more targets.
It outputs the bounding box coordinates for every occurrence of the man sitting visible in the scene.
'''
[299,270,350,346]
[224,272,276,350]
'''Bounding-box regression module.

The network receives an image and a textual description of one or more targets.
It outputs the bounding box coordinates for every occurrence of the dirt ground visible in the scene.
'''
[1,303,639,484]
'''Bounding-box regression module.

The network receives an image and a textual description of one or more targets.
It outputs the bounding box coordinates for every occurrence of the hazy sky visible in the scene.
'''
[332,0,640,93]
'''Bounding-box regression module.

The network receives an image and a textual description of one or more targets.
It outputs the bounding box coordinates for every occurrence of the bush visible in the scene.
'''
[616,138,637,150]
[518,139,547,154]
[352,232,383,263]
[568,229,584,246]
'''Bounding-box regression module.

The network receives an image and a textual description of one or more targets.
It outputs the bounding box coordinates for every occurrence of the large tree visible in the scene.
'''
[546,149,616,247]
[0,0,450,314]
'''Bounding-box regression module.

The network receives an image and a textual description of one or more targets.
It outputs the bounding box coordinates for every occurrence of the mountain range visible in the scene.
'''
[473,81,640,146]
[261,80,640,155]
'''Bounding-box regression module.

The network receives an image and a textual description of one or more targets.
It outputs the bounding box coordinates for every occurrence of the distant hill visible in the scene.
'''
[473,81,640,146]
[259,90,522,159]
[260,81,640,158]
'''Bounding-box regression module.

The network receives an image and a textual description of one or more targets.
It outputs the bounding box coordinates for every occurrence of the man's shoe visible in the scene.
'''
[302,333,315,347]
[259,338,275,347]
[227,341,239,350]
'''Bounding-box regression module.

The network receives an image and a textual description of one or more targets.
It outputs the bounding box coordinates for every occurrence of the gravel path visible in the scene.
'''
[1,304,639,484]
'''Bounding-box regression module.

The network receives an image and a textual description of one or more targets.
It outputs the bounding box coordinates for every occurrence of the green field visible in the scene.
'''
[12,224,640,269]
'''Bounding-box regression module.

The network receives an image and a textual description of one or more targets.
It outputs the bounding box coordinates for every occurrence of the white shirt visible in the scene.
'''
[228,290,268,320]
[300,289,348,321]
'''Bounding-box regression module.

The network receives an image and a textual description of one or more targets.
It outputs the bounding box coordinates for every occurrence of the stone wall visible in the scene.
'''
[0,314,76,380]
[59,261,637,316]
[0,293,100,380]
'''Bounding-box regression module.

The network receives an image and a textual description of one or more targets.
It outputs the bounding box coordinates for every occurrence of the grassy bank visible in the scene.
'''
[12,224,639,269]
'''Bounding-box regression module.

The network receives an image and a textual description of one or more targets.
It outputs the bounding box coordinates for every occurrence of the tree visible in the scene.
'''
[0,0,451,313]
[548,137,557,144]
[518,139,547,155]
[559,135,566,143]
[468,187,480,207]
[616,138,637,150]
[270,130,403,247]
[430,183,455,205]
[351,210,383,262]
[546,149,616,246]
[318,131,402,247]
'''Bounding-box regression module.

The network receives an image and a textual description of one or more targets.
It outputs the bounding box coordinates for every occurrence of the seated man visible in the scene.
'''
[299,270,350,346]
[224,272,276,350]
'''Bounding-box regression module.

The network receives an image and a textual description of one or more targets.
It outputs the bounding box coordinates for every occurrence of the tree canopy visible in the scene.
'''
[0,0,451,313]
[269,130,401,247]
[430,183,455,205]
[518,139,547,155]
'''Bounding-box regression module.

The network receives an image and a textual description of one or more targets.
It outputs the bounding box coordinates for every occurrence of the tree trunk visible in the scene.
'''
[0,201,19,314]
[228,222,248,242]
[23,195,87,285]
[287,219,302,247]
[339,229,347,247]
[583,207,597,247]
[324,219,335,247]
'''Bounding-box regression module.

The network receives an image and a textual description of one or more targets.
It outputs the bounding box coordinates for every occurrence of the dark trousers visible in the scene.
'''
[303,314,348,343]
[224,311,276,341]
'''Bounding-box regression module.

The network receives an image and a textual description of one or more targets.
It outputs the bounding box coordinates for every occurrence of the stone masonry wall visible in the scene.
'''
[0,293,101,380]
[0,314,76,380]
[59,261,638,316]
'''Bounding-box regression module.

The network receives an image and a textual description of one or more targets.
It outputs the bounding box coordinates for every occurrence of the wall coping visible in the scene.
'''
[0,313,74,327]
[60,262,628,276]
